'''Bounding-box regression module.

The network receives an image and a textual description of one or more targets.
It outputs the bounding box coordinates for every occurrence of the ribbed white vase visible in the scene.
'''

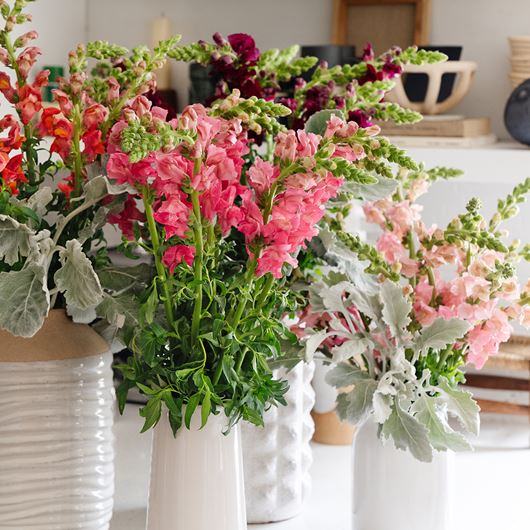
[353,416,454,530]
[146,410,246,530]
[242,361,315,523]
[0,310,115,530]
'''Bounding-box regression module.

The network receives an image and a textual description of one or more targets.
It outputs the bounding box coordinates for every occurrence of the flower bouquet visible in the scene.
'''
[0,1,182,528]
[302,165,530,529]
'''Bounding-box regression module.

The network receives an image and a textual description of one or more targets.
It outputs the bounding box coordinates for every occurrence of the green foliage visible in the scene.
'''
[210,90,291,136]
[116,234,297,434]
[257,45,318,83]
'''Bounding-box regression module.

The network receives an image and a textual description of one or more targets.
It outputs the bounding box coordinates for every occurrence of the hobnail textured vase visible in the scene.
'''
[353,416,454,530]
[146,410,246,530]
[0,311,114,530]
[242,361,315,523]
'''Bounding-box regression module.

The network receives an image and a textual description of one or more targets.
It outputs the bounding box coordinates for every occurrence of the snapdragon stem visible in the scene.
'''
[70,105,84,198]
[255,273,274,310]
[190,188,204,345]
[143,196,175,326]
[229,259,256,329]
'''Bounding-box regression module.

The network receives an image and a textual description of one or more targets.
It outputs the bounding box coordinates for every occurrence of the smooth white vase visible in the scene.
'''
[0,311,114,530]
[353,416,454,530]
[146,410,246,530]
[242,361,315,523]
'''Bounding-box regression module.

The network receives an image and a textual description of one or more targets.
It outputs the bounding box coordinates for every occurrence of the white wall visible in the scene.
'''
[85,0,331,121]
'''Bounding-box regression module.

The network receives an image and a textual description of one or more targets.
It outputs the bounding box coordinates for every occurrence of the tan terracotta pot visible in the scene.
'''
[0,308,108,362]
[312,409,355,445]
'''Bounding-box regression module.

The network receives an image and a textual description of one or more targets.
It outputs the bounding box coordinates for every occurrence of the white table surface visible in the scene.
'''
[111,406,530,530]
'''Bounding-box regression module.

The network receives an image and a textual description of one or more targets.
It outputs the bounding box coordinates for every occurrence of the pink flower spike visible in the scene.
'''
[163,245,196,272]
[256,244,298,279]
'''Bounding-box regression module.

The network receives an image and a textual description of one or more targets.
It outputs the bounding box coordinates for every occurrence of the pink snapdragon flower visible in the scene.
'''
[247,157,279,196]
[163,244,196,271]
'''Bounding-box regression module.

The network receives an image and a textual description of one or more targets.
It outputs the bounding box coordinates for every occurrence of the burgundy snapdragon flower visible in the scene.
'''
[227,33,260,64]
[348,109,373,128]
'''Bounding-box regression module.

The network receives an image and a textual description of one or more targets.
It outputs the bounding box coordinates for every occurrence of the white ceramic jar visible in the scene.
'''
[353,416,454,530]
[146,410,247,530]
[311,358,355,445]
[242,361,315,523]
[0,311,114,530]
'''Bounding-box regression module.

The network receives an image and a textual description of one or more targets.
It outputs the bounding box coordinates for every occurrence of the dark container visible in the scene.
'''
[189,63,216,105]
[504,79,530,145]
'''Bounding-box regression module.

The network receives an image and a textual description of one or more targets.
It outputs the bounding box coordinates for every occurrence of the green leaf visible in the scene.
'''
[143,285,158,324]
[411,395,471,452]
[0,214,38,266]
[201,391,211,428]
[184,393,201,429]
[139,396,162,433]
[304,109,345,135]
[380,281,411,337]
[336,380,377,424]
[438,377,480,436]
[325,362,369,388]
[54,239,104,310]
[382,401,433,462]
[0,264,49,337]
[116,379,135,414]
[416,318,471,354]
[136,382,158,395]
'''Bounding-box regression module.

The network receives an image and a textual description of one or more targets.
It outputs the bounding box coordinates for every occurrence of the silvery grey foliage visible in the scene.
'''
[0,176,124,338]
[305,270,478,462]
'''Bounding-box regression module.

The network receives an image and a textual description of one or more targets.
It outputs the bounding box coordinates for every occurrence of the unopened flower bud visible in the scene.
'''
[212,32,225,46]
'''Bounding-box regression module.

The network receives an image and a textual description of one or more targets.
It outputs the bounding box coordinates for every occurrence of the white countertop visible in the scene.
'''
[111,406,530,530]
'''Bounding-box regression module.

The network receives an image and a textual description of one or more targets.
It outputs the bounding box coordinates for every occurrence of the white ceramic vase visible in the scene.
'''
[0,311,114,530]
[353,416,454,530]
[146,410,246,530]
[242,361,315,523]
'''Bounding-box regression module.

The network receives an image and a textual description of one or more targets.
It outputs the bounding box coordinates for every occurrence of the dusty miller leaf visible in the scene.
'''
[0,215,38,266]
[382,400,433,462]
[304,109,345,136]
[438,377,480,436]
[0,264,49,337]
[411,395,471,452]
[54,239,104,310]
[416,318,471,354]
[325,362,370,388]
[26,187,53,217]
[380,281,411,337]
[336,380,377,424]
[342,174,398,201]
[304,330,333,361]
